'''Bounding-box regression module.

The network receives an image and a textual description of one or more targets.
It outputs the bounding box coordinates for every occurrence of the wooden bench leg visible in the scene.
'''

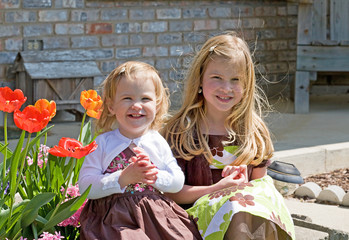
[294,71,310,113]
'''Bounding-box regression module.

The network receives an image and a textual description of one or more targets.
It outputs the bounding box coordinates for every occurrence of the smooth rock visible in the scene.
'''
[294,182,322,199]
[317,185,346,204]
[341,192,349,207]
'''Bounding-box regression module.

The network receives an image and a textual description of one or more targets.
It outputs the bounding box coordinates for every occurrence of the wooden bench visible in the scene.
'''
[293,0,349,113]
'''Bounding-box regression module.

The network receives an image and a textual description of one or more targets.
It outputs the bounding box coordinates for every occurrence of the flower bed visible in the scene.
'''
[0,87,102,239]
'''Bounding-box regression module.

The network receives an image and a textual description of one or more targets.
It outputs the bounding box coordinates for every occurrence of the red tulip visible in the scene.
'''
[14,105,50,133]
[0,87,27,113]
[49,137,97,159]
[80,90,103,119]
[34,99,56,120]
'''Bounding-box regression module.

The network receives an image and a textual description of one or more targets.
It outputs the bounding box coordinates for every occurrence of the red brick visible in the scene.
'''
[86,23,112,34]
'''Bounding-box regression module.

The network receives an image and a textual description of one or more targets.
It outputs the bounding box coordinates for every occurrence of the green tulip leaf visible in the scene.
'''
[81,120,92,145]
[20,192,56,228]
[27,125,54,150]
[0,199,29,231]
[7,219,22,240]
[40,185,90,233]
[9,130,26,200]
[0,142,12,159]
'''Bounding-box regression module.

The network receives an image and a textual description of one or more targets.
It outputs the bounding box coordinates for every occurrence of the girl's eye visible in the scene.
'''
[231,78,239,82]
[212,76,222,80]
[142,97,152,101]
[123,97,132,100]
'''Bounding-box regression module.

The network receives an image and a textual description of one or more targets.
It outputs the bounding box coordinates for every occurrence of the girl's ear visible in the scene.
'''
[106,99,115,115]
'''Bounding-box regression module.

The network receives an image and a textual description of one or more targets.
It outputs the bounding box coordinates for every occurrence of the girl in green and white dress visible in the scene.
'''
[162,32,295,240]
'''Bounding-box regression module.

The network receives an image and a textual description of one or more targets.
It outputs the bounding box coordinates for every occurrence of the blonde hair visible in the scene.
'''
[97,61,169,134]
[162,32,274,166]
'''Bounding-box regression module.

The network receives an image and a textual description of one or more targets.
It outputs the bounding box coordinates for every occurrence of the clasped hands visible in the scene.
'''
[218,165,248,189]
[118,147,158,188]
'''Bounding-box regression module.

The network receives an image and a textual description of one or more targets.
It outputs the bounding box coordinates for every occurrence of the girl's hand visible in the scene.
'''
[118,147,158,188]
[222,165,248,181]
[215,165,248,190]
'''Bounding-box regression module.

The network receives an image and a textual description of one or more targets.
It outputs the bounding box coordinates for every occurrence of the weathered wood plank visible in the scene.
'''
[33,78,93,101]
[330,0,349,41]
[16,50,109,63]
[339,0,349,41]
[295,71,310,113]
[297,46,349,72]
[312,0,327,42]
[310,85,349,95]
[55,102,85,113]
[297,3,313,45]
[294,0,349,113]
[23,61,102,79]
[287,0,314,4]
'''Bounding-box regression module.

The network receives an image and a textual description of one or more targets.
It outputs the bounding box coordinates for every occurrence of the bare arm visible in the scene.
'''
[167,184,220,204]
[167,170,247,204]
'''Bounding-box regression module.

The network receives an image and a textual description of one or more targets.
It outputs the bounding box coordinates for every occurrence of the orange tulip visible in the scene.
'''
[0,87,27,113]
[34,99,56,120]
[14,105,51,133]
[80,90,103,119]
[49,137,97,159]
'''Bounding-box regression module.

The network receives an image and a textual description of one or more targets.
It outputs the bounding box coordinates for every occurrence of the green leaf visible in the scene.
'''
[73,156,85,185]
[0,197,6,211]
[7,219,22,240]
[9,130,26,201]
[80,120,92,145]
[41,185,91,233]
[16,126,54,169]
[62,158,74,180]
[0,199,29,231]
[0,142,13,158]
[36,214,48,225]
[53,165,65,193]
[28,125,54,150]
[20,192,56,228]
[17,184,28,200]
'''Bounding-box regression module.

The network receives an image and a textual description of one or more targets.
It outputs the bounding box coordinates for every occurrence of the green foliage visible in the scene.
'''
[0,117,94,239]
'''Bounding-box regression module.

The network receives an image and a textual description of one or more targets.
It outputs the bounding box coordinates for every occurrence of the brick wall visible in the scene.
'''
[0,0,298,110]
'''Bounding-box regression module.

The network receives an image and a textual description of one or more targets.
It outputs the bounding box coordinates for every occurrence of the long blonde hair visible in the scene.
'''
[97,61,169,134]
[162,32,273,166]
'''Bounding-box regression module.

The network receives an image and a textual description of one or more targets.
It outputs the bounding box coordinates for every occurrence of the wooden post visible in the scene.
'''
[294,71,310,113]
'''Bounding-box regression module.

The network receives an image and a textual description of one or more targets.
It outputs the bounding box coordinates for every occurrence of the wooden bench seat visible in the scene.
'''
[294,0,349,113]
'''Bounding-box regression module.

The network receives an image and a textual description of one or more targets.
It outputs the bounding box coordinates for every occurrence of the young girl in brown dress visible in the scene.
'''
[79,61,201,240]
[162,32,295,240]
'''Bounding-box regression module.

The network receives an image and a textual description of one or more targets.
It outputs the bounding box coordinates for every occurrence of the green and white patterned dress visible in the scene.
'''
[176,135,295,240]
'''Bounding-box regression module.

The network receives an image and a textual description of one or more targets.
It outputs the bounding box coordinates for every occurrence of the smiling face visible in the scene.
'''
[202,54,245,121]
[108,72,157,139]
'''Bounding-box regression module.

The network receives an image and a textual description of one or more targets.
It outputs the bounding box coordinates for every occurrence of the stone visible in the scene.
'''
[273,179,299,196]
[341,192,349,207]
[294,182,322,199]
[317,185,346,204]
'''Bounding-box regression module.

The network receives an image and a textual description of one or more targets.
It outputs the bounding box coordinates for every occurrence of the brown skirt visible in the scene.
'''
[80,190,202,240]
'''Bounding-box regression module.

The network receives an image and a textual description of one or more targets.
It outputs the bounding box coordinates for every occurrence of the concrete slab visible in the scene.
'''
[267,94,349,152]
[285,198,349,234]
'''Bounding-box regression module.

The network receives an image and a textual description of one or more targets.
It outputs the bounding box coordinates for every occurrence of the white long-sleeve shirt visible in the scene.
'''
[78,129,184,199]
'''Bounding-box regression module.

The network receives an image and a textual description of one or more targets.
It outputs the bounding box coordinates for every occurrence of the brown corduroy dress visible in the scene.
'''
[79,147,202,240]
